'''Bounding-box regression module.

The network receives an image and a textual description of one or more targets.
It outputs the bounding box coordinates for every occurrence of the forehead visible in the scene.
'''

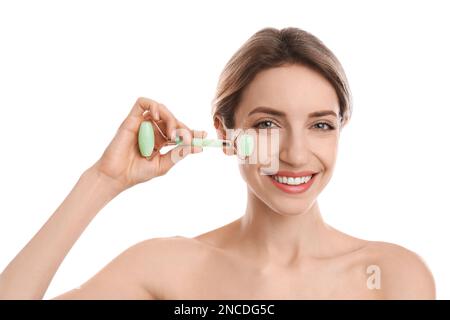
[235,64,339,120]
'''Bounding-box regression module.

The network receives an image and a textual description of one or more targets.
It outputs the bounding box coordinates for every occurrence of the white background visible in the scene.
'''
[1,0,449,299]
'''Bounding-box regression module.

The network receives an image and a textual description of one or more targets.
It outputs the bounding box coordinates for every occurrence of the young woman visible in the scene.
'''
[0,27,435,299]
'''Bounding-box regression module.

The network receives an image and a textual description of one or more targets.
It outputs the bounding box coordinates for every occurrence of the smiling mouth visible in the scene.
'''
[268,172,318,194]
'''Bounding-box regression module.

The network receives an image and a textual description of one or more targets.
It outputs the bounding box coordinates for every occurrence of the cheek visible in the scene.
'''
[238,162,267,195]
[310,135,339,187]
[238,163,254,185]
[316,137,338,168]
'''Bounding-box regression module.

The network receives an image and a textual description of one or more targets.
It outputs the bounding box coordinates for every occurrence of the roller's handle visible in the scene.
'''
[138,120,254,159]
[175,135,253,158]
[138,121,232,158]
[174,137,231,148]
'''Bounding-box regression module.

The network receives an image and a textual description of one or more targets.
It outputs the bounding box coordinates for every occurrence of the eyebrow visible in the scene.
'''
[247,106,338,119]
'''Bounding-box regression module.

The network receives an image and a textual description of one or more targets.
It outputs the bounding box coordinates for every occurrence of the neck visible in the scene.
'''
[237,189,332,265]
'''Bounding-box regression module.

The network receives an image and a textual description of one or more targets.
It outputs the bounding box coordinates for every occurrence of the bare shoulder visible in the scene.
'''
[52,235,208,299]
[122,235,212,298]
[132,235,209,255]
[129,235,212,270]
[362,241,436,299]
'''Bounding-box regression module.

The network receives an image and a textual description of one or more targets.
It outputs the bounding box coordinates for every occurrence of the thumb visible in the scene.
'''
[158,144,192,174]
[157,128,206,175]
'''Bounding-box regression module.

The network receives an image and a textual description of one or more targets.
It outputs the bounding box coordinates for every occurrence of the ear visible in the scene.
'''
[214,116,235,156]
[214,116,226,138]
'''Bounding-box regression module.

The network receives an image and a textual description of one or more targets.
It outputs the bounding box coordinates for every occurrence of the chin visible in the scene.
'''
[247,180,319,216]
[264,192,318,216]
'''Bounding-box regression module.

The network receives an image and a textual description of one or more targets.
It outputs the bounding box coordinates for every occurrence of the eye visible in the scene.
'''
[254,120,278,129]
[313,122,335,131]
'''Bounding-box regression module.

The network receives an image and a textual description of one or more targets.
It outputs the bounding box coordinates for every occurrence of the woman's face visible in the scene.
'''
[231,64,341,216]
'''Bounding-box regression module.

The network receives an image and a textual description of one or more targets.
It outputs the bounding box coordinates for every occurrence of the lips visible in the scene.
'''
[268,171,318,194]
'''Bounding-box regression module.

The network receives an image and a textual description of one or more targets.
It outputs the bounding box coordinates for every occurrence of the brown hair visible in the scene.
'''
[211,27,352,129]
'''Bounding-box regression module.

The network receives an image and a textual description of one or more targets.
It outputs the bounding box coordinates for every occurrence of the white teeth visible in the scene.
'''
[272,175,313,185]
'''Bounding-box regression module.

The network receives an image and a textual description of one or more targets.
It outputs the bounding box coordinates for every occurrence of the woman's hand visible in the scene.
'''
[0,97,206,299]
[92,97,206,193]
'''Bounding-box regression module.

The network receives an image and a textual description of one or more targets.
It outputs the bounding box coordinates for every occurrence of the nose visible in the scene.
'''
[279,129,311,168]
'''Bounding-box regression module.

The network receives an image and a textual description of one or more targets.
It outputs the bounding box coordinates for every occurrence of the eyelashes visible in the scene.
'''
[312,122,336,131]
[253,119,336,131]
[254,120,279,129]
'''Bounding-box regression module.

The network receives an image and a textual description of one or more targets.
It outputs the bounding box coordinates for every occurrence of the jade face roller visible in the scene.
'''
[138,119,255,160]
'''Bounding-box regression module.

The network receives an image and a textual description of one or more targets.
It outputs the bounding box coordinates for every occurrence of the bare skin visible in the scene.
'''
[0,66,436,300]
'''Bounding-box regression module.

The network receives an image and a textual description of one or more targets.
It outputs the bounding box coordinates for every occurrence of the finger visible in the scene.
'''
[120,97,160,134]
[176,119,193,146]
[158,144,191,174]
[128,97,159,118]
[118,114,142,135]
[143,102,160,121]
[191,130,207,154]
[174,126,194,150]
[155,103,178,141]
[129,98,184,142]
[156,129,206,175]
